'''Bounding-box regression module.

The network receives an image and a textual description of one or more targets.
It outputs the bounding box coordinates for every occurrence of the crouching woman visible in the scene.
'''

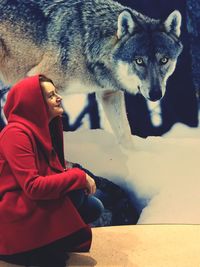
[0,75,104,267]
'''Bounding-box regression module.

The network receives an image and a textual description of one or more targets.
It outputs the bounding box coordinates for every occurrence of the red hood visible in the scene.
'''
[4,75,65,167]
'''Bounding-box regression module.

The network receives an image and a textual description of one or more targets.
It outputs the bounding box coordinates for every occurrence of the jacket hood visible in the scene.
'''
[4,75,65,168]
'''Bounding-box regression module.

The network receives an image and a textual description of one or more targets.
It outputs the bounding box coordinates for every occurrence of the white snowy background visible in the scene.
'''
[63,95,200,224]
[2,91,200,224]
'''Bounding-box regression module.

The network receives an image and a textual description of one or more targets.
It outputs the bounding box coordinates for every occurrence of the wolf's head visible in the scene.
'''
[112,10,183,101]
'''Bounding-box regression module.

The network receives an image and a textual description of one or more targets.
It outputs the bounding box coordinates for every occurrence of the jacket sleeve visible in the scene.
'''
[1,127,87,200]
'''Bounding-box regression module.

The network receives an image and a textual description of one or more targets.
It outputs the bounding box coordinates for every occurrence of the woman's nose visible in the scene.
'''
[56,93,62,100]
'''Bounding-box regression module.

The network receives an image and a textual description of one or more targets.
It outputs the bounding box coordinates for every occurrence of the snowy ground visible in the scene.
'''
[64,123,200,224]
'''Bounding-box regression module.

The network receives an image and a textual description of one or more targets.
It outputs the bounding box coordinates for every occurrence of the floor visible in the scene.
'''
[1,225,200,267]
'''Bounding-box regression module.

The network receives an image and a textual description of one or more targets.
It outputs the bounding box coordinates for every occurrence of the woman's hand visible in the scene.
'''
[85,174,96,195]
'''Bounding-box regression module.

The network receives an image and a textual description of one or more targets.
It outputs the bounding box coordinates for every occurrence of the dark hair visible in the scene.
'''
[39,75,54,85]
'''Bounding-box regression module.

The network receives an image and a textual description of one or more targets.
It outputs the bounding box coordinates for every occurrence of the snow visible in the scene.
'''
[61,94,88,125]
[64,123,200,224]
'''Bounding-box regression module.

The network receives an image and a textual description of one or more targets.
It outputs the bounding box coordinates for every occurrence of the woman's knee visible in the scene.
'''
[90,196,104,216]
[80,196,104,223]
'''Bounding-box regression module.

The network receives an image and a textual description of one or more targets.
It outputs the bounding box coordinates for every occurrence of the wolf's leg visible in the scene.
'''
[27,49,65,90]
[96,90,134,149]
[27,51,54,77]
[0,38,7,60]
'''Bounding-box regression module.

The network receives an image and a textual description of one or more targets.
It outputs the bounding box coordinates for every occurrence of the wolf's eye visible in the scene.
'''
[160,57,168,65]
[135,58,145,66]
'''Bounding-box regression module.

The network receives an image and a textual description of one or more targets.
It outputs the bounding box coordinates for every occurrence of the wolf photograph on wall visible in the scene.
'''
[1,2,200,264]
[0,0,183,147]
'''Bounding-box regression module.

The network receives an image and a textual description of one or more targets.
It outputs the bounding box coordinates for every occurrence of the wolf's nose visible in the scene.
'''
[149,90,162,102]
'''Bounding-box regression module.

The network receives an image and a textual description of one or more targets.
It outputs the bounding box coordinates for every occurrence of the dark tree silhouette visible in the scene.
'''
[62,93,100,132]
[186,0,200,97]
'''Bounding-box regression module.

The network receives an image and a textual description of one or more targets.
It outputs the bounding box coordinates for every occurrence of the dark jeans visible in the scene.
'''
[69,189,104,224]
[0,191,103,267]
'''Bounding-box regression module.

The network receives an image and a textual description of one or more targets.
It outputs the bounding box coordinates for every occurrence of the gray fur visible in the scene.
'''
[0,0,183,147]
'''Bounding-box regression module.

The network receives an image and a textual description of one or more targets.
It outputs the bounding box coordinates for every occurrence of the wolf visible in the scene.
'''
[0,0,183,147]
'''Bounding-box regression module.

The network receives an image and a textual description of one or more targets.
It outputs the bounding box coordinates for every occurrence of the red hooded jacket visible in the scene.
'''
[0,75,92,255]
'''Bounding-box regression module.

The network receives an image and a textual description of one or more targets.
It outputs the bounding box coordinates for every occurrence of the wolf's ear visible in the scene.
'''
[117,10,135,39]
[164,10,182,38]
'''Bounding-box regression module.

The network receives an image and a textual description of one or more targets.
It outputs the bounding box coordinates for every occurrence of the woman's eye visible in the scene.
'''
[160,57,168,65]
[135,58,145,66]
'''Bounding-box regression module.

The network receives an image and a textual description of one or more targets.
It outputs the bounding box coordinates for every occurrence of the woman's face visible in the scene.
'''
[41,81,64,121]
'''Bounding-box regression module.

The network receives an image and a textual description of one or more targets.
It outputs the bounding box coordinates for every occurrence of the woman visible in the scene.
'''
[0,75,103,267]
